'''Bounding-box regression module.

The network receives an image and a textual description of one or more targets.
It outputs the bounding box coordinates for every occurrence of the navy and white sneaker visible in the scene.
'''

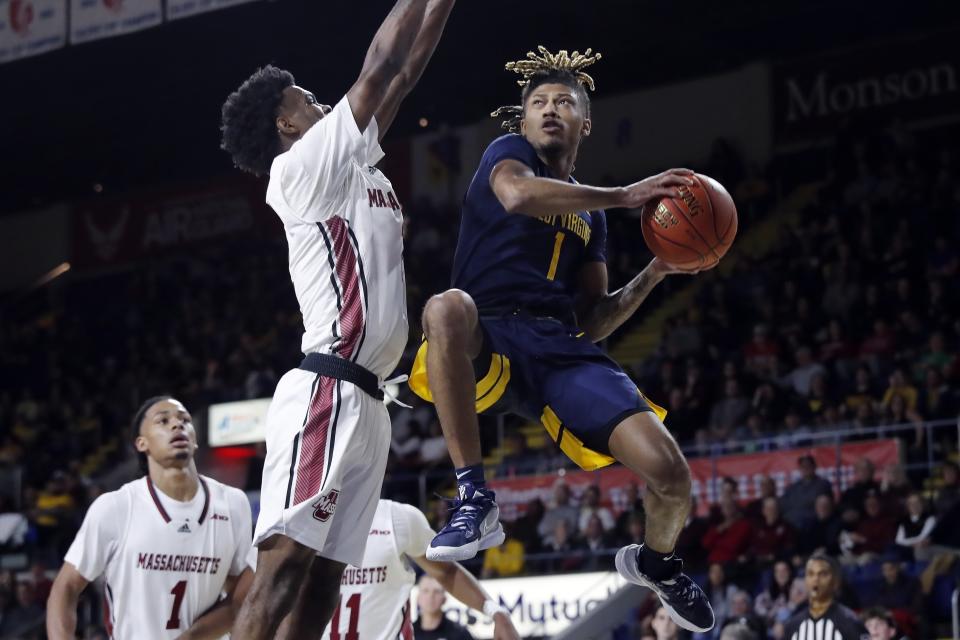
[426,483,505,561]
[615,544,715,633]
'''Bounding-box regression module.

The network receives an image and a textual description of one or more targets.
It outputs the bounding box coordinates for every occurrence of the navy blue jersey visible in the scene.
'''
[450,134,607,317]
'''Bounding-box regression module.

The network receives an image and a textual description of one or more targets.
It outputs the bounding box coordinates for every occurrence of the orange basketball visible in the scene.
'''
[641,173,738,271]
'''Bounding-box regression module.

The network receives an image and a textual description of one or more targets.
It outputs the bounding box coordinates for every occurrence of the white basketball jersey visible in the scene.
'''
[65,476,252,640]
[322,500,435,640]
[266,97,408,379]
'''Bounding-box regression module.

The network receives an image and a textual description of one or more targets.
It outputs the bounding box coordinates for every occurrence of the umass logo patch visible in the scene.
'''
[312,489,340,522]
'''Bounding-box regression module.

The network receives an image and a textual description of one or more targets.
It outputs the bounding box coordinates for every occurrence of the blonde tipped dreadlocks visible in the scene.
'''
[491,46,602,133]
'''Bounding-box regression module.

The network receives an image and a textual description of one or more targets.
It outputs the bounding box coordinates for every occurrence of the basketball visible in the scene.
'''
[641,173,738,271]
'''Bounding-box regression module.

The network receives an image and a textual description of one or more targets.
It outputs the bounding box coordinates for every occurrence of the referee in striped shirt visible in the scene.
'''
[783,553,868,640]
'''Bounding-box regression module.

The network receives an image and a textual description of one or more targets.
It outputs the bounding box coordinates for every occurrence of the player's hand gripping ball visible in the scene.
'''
[641,173,737,272]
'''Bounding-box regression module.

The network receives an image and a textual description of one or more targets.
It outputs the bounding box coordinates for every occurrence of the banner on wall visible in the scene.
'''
[0,0,66,63]
[71,181,277,268]
[70,0,161,44]
[490,439,901,520]
[208,398,270,447]
[410,571,627,640]
[165,0,255,21]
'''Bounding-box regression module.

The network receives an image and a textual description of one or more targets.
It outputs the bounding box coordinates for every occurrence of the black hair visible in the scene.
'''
[806,552,841,582]
[861,606,896,628]
[220,65,296,177]
[521,69,592,117]
[131,395,172,474]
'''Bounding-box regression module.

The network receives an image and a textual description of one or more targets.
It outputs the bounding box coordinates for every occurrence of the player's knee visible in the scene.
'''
[422,289,476,341]
[648,454,691,502]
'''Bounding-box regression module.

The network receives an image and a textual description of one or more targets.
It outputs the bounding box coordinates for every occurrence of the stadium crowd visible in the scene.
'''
[0,113,957,639]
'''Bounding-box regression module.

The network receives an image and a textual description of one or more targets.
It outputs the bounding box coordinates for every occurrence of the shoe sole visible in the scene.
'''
[425,523,505,562]
[615,546,713,633]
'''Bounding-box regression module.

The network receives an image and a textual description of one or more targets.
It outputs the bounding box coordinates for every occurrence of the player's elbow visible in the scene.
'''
[497,184,529,215]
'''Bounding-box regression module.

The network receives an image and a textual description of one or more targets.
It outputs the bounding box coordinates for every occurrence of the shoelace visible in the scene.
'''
[437,492,490,532]
[661,576,699,604]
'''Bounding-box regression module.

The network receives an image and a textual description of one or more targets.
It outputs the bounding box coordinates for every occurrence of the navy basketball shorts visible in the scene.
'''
[410,313,667,470]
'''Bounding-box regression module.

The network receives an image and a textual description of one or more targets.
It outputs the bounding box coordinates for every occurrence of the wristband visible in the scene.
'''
[483,599,508,618]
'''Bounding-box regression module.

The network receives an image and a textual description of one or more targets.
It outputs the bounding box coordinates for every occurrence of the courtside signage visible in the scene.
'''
[411,571,627,638]
[208,398,270,447]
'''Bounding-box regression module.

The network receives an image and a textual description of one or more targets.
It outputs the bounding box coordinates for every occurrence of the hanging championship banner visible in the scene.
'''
[0,0,66,64]
[165,0,255,22]
[70,0,160,44]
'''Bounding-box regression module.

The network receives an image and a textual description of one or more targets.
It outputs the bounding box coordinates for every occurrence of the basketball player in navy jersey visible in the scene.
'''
[408,48,714,632]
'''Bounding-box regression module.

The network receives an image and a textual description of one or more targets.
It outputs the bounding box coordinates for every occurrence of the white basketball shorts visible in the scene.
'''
[254,367,390,566]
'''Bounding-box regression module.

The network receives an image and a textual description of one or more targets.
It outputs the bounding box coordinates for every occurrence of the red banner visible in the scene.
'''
[490,439,901,520]
[72,180,278,268]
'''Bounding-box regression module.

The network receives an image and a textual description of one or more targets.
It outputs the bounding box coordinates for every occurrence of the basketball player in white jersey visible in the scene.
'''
[322,500,518,640]
[46,396,254,640]
[219,1,456,638]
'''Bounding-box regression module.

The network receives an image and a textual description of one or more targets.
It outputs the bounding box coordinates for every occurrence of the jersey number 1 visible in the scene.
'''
[546,231,565,281]
[165,580,187,630]
[330,593,361,640]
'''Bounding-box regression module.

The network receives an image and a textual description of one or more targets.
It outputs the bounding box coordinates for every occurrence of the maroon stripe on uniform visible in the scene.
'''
[146,476,171,523]
[292,375,336,505]
[325,216,364,360]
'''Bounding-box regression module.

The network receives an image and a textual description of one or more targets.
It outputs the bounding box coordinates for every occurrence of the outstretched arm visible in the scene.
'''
[413,556,520,640]
[490,160,692,218]
[576,258,691,342]
[346,0,432,133]
[375,0,456,139]
[46,563,90,640]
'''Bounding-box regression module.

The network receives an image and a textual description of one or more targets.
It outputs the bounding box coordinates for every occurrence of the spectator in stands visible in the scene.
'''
[846,492,897,563]
[28,561,52,607]
[0,581,43,636]
[918,366,954,420]
[868,556,922,619]
[581,515,614,571]
[744,476,777,521]
[780,455,833,532]
[743,324,780,377]
[703,497,752,566]
[894,492,935,561]
[783,346,826,397]
[650,605,684,640]
[617,512,645,548]
[881,368,918,411]
[754,561,794,631]
[709,379,750,441]
[933,461,959,517]
[839,458,879,515]
[31,470,78,558]
[511,498,544,554]
[542,519,582,574]
[412,575,474,640]
[537,482,578,541]
[481,522,525,579]
[861,607,907,640]
[614,482,644,540]
[709,477,739,524]
[675,496,710,572]
[497,431,533,475]
[879,464,912,517]
[704,563,737,627]
[577,485,614,534]
[666,387,700,444]
[749,497,796,566]
[720,591,765,640]
[718,623,758,640]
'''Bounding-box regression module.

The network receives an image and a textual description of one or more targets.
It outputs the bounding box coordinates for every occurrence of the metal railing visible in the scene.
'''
[388,417,960,510]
